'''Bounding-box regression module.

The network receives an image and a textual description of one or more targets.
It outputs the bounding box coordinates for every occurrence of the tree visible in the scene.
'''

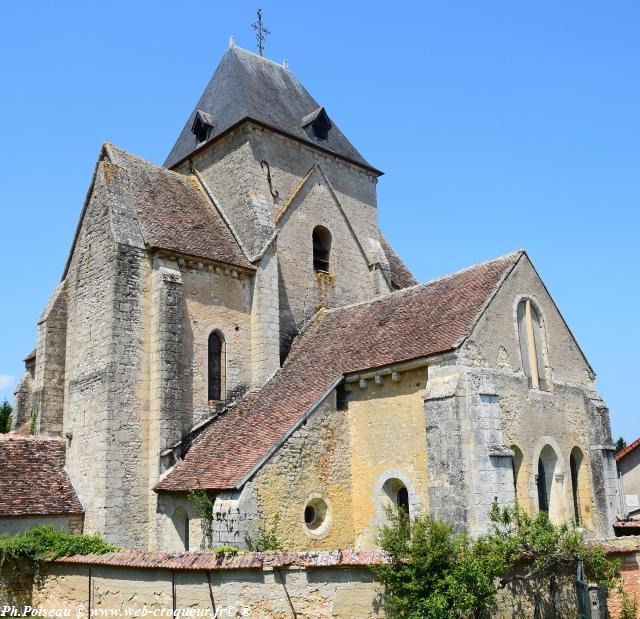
[376,503,620,619]
[0,399,12,433]
[615,436,628,454]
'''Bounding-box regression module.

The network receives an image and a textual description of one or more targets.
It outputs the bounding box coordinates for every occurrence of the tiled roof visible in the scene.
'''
[156,251,522,492]
[54,549,388,571]
[165,46,375,171]
[0,436,83,517]
[104,145,252,270]
[615,437,640,462]
[23,349,36,363]
[379,234,418,289]
[613,520,640,529]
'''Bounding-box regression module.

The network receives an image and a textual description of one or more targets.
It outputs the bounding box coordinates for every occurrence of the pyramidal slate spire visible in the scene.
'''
[164,46,373,171]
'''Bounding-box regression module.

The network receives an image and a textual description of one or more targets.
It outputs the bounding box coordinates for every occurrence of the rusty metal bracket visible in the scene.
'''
[261,160,279,200]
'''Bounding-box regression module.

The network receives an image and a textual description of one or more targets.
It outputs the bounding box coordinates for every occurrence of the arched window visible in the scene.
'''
[397,486,410,515]
[312,226,332,273]
[536,445,561,521]
[208,331,225,401]
[569,447,591,527]
[517,299,548,390]
[382,478,410,518]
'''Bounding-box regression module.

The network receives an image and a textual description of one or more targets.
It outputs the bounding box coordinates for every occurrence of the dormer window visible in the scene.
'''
[191,110,214,144]
[302,107,332,141]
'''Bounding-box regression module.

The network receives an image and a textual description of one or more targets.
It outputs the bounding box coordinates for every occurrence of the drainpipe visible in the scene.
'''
[88,568,92,616]
[171,569,176,614]
[205,571,216,616]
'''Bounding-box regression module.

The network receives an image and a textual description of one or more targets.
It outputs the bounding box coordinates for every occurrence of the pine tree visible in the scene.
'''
[615,436,628,454]
[0,398,12,433]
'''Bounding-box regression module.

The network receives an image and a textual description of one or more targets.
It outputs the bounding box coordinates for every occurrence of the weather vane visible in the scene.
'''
[251,9,270,57]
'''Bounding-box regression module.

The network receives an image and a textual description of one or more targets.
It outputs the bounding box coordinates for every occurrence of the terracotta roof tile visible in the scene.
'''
[156,251,522,492]
[0,436,83,517]
[105,145,252,270]
[53,549,389,571]
[615,437,640,462]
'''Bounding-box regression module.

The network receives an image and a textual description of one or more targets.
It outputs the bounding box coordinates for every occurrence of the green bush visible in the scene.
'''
[212,545,240,555]
[375,503,620,619]
[0,526,117,569]
[620,590,639,619]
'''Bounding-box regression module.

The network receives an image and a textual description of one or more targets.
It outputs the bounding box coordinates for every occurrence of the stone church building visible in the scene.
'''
[2,44,620,551]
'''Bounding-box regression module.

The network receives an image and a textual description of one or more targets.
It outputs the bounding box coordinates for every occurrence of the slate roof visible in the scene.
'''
[615,437,640,462]
[0,436,83,517]
[102,145,252,270]
[156,251,522,492]
[164,46,375,171]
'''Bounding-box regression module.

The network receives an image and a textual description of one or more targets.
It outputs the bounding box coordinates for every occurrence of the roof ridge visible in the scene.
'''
[320,250,525,318]
[230,45,290,71]
[106,143,192,182]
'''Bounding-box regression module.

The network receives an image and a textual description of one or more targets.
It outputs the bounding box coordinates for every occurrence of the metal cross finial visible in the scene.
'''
[251,9,270,56]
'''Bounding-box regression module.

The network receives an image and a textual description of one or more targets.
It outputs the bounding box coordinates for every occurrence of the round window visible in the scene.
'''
[303,497,328,531]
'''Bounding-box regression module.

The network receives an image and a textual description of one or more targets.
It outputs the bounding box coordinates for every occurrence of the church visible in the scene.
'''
[2,43,620,552]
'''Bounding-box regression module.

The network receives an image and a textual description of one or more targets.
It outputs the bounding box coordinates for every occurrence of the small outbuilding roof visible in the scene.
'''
[0,436,83,517]
[615,437,640,462]
[156,251,522,492]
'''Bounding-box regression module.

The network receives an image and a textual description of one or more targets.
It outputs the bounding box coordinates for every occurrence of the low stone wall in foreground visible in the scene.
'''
[1,540,639,618]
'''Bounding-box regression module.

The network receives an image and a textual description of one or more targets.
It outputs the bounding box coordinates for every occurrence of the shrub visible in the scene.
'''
[0,526,117,570]
[620,590,639,619]
[375,503,620,619]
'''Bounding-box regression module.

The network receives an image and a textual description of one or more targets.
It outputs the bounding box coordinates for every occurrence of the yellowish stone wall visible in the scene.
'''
[251,366,428,550]
[347,367,429,548]
[251,393,356,550]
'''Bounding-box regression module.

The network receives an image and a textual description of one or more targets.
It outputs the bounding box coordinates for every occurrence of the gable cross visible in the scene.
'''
[251,9,270,57]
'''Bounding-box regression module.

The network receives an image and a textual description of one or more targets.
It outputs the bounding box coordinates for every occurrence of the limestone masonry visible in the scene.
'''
[3,44,620,551]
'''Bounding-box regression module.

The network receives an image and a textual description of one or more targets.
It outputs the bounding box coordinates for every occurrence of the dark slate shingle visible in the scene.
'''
[164,46,375,171]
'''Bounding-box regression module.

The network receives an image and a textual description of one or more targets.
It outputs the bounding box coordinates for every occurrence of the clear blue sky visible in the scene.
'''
[0,2,637,441]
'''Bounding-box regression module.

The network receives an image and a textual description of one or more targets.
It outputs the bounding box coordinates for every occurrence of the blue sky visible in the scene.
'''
[0,2,637,440]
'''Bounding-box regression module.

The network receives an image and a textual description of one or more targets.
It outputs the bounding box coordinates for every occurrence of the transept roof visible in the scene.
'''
[156,250,523,492]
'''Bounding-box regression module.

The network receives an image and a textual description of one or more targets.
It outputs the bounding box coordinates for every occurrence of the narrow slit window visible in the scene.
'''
[536,457,548,513]
[312,225,331,273]
[208,331,224,401]
[517,299,548,390]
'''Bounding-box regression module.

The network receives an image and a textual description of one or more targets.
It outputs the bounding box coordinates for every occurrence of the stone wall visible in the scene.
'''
[250,392,354,550]
[188,123,384,358]
[457,254,619,537]
[346,366,429,548]
[608,540,640,618]
[0,514,83,537]
[178,259,252,428]
[62,163,123,542]
[32,282,67,437]
[4,546,637,618]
